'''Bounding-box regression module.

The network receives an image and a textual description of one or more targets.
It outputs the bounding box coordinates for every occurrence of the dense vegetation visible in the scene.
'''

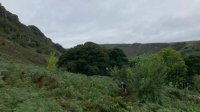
[55,41,200,111]
[159,48,188,89]
[1,52,200,112]
[58,42,128,76]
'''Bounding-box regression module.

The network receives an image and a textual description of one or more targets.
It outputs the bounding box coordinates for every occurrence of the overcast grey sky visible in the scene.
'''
[1,0,200,48]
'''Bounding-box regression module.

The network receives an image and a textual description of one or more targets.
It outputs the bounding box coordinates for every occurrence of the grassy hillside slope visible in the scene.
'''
[1,58,200,112]
[0,3,65,65]
[102,41,200,58]
[0,37,47,65]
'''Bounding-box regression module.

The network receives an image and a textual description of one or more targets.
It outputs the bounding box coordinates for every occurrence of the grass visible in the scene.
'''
[0,58,200,112]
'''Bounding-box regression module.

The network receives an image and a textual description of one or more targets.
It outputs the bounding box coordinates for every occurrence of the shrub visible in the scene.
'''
[47,52,58,70]
[159,48,188,89]
[127,55,167,103]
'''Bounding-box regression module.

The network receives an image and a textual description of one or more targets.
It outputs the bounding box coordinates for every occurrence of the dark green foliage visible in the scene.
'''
[184,54,200,88]
[159,48,188,89]
[185,54,200,75]
[58,42,110,75]
[58,42,129,76]
[108,48,128,68]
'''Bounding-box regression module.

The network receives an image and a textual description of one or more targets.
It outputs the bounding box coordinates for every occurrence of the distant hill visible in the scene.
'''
[102,40,200,58]
[0,3,65,65]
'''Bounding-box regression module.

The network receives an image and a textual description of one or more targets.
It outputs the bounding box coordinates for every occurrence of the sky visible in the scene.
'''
[1,0,200,48]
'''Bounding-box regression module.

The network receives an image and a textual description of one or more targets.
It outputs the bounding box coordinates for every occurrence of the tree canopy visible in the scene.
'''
[58,42,128,76]
[107,48,128,68]
[58,42,109,75]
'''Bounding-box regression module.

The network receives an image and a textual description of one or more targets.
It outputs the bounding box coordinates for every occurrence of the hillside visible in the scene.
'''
[102,40,200,58]
[1,57,200,112]
[0,3,65,65]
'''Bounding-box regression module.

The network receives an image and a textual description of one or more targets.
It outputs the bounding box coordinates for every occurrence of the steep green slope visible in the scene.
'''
[102,40,200,58]
[0,3,65,65]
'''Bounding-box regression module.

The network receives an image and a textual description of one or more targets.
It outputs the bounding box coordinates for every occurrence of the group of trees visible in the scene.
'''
[53,42,200,89]
[47,42,200,103]
[57,42,128,76]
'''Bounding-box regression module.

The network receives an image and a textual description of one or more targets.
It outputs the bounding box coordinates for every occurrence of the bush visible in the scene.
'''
[127,55,167,103]
[47,52,58,70]
[159,48,188,89]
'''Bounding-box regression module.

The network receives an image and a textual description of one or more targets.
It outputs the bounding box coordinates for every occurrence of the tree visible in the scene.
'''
[159,48,187,88]
[57,42,109,76]
[108,48,128,68]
